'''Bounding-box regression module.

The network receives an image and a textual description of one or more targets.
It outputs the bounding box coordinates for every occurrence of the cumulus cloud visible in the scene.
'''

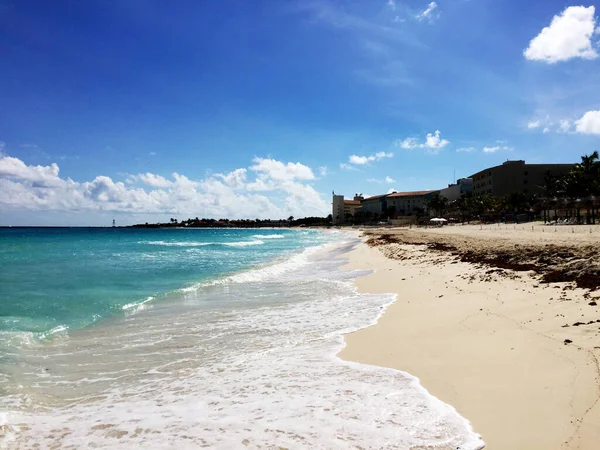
[249,157,315,181]
[416,2,439,22]
[349,155,370,165]
[397,130,449,153]
[527,120,541,129]
[0,156,62,187]
[340,163,359,171]
[524,6,599,63]
[558,119,572,133]
[138,173,174,188]
[347,151,393,165]
[574,110,600,134]
[482,145,513,154]
[0,154,329,220]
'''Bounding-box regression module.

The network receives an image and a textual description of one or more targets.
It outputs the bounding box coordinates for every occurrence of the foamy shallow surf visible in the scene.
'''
[142,239,266,247]
[1,232,484,449]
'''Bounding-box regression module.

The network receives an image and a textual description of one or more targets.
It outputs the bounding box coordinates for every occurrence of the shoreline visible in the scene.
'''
[2,229,487,449]
[339,225,600,449]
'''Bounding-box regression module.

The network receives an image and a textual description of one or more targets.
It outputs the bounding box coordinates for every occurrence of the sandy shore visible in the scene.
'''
[340,224,600,449]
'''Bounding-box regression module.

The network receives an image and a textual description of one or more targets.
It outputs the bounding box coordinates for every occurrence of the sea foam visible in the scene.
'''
[141,240,265,247]
[2,232,484,449]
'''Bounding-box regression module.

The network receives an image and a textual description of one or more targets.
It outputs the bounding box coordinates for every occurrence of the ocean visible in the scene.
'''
[0,228,483,449]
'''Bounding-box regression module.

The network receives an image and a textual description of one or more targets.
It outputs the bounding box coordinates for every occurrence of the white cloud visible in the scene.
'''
[574,110,600,134]
[138,173,174,188]
[416,2,439,22]
[349,155,370,165]
[425,130,449,149]
[398,137,418,149]
[375,151,393,159]
[558,119,572,133]
[482,145,513,154]
[340,163,359,171]
[0,155,330,220]
[397,130,449,153]
[367,175,396,184]
[347,151,393,165]
[527,120,541,129]
[482,146,500,153]
[543,127,551,133]
[217,168,247,188]
[387,0,396,10]
[456,147,476,153]
[387,188,398,194]
[149,152,157,156]
[319,166,327,176]
[249,157,315,181]
[0,156,62,187]
[524,6,599,63]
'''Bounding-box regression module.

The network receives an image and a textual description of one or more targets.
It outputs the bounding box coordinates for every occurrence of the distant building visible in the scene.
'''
[332,194,363,224]
[439,178,473,202]
[386,190,439,216]
[359,194,389,216]
[470,160,573,197]
[332,195,344,224]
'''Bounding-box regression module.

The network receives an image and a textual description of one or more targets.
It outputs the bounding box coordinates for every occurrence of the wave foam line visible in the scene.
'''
[140,240,265,247]
[179,239,349,293]
[122,297,154,314]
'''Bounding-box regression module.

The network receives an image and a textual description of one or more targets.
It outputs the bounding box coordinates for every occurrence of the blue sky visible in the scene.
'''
[1,0,599,225]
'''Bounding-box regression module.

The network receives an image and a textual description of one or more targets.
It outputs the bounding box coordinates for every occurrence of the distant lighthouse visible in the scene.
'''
[112,219,116,228]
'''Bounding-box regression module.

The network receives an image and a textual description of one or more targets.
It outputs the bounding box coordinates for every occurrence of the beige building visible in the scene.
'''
[387,190,439,216]
[470,160,572,197]
[359,194,388,216]
[439,178,473,202]
[332,194,363,224]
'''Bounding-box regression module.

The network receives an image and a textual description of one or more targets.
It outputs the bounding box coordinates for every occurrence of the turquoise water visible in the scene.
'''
[0,227,325,335]
[0,227,484,449]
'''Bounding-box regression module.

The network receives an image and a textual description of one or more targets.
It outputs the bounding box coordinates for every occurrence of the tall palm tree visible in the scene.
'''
[425,194,449,217]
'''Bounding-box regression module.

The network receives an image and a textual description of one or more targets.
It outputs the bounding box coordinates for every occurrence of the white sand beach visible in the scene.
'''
[340,224,600,449]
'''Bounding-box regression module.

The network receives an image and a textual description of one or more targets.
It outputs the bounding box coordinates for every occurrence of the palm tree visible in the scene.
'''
[426,194,448,217]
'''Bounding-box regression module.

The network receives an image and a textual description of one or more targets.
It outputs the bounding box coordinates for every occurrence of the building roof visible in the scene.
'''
[362,194,388,201]
[387,190,438,198]
[344,200,362,205]
[469,160,574,177]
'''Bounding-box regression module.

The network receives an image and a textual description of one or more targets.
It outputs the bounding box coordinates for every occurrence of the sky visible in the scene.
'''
[1,0,599,226]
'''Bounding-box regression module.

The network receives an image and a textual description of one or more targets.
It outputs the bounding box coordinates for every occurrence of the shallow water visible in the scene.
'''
[0,228,484,449]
